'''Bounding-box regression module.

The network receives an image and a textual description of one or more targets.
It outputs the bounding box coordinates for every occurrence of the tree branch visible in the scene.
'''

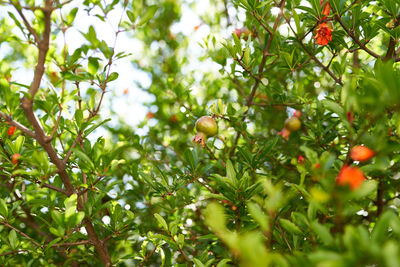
[40,182,67,195]
[0,250,29,257]
[230,0,286,157]
[281,11,343,85]
[0,111,35,138]
[0,220,41,247]
[335,15,380,59]
[11,3,40,44]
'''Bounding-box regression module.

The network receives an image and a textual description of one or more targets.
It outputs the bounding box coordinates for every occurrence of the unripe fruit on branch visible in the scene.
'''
[284,117,301,132]
[11,153,21,165]
[192,116,218,147]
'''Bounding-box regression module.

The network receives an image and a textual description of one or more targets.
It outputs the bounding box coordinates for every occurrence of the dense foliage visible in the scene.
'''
[1,0,400,266]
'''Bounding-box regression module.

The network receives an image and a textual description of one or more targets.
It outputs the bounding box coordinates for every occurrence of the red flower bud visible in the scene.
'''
[350,146,374,162]
[293,110,302,118]
[7,126,16,136]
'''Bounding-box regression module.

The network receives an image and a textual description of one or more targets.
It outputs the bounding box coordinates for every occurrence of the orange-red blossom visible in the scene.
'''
[315,23,333,46]
[7,126,16,136]
[336,165,366,190]
[350,146,374,162]
[314,1,333,46]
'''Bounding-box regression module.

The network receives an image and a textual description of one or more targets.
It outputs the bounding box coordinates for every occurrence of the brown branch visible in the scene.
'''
[0,220,41,247]
[77,175,106,196]
[281,12,343,85]
[251,11,273,35]
[16,2,111,265]
[0,111,35,138]
[276,223,293,253]
[139,244,158,267]
[63,131,82,164]
[11,3,40,44]
[376,178,384,217]
[0,250,29,257]
[229,0,286,157]
[54,240,91,247]
[168,233,190,264]
[335,15,379,59]
[47,105,63,142]
[231,78,248,100]
[40,182,67,195]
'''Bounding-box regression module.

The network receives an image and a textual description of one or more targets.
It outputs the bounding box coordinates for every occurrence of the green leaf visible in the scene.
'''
[88,57,99,75]
[279,218,303,235]
[0,199,8,218]
[247,202,269,232]
[107,72,119,82]
[66,7,79,25]
[74,109,83,127]
[154,213,168,231]
[311,221,334,245]
[8,230,18,249]
[14,136,25,153]
[64,194,78,220]
[193,258,206,267]
[73,148,95,170]
[321,99,345,117]
[127,10,136,23]
[137,6,158,26]
[216,259,232,267]
[226,160,237,185]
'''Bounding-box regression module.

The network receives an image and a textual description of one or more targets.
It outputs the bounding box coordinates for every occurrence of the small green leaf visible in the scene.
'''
[8,230,18,249]
[0,199,8,218]
[73,148,95,170]
[137,6,158,26]
[66,7,79,25]
[107,72,119,82]
[279,218,303,235]
[193,258,206,267]
[154,213,168,230]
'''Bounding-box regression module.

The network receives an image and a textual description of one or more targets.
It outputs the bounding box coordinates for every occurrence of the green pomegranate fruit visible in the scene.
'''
[284,117,301,132]
[192,116,218,147]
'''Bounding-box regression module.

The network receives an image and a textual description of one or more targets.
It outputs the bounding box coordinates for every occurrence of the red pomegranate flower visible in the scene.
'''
[350,146,374,162]
[336,165,366,190]
[7,126,16,136]
[315,22,333,46]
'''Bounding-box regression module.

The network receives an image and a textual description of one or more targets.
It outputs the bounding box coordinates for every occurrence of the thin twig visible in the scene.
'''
[0,220,41,247]
[54,240,91,247]
[230,0,286,157]
[335,15,379,59]
[11,3,40,44]
[139,245,158,267]
[281,11,343,85]
[40,182,67,195]
[0,250,29,257]
[0,112,35,138]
